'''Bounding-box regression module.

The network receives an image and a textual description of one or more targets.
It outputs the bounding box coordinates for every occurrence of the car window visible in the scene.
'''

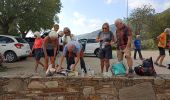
[87,39,97,43]
[15,37,27,43]
[0,36,14,43]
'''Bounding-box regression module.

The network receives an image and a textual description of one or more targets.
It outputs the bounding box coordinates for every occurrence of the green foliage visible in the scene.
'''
[129,5,155,37]
[147,8,170,38]
[141,39,157,50]
[0,0,62,35]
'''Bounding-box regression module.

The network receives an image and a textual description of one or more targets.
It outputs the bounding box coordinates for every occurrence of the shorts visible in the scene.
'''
[99,45,112,59]
[47,49,54,57]
[117,48,131,61]
[34,48,43,60]
[158,47,165,55]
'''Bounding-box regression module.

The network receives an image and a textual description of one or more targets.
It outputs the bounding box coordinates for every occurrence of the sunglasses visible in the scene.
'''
[102,27,108,30]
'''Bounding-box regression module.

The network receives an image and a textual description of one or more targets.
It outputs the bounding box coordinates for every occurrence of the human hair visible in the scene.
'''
[34,31,41,38]
[164,28,170,33]
[114,18,123,25]
[58,31,64,37]
[102,22,109,28]
[48,31,58,38]
[53,24,59,28]
[63,27,71,35]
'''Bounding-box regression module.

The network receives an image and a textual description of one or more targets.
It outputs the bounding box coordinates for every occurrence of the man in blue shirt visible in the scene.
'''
[58,41,87,73]
[133,35,143,60]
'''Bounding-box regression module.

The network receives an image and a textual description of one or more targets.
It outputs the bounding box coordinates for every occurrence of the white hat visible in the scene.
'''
[34,31,41,38]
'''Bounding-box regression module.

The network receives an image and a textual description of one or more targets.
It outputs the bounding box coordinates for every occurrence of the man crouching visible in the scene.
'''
[58,41,86,72]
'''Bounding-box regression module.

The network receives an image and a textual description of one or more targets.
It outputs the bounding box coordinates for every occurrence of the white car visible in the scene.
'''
[79,39,100,57]
[0,35,31,62]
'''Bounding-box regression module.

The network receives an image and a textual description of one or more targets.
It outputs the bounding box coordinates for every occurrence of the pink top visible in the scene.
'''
[168,41,170,49]
[33,38,43,49]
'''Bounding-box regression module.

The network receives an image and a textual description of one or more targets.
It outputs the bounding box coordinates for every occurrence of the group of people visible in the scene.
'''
[30,18,170,77]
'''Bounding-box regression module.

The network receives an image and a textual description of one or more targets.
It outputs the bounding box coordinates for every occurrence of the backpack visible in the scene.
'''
[111,62,126,76]
[134,57,156,76]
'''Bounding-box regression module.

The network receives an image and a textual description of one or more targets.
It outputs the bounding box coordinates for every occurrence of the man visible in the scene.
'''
[58,41,86,73]
[114,19,133,76]
[133,35,143,60]
[96,22,114,76]
[43,24,59,70]
[155,28,170,67]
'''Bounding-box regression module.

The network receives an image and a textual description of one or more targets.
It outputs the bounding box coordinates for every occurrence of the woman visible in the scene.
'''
[31,31,44,72]
[43,25,59,70]
[96,23,114,76]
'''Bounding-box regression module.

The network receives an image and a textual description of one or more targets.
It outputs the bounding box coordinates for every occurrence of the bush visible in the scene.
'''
[141,39,157,49]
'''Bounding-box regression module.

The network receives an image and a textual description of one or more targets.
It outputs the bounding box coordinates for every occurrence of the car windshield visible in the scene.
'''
[15,37,27,43]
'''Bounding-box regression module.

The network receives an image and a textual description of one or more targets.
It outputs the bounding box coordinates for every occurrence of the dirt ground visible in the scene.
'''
[0,50,170,77]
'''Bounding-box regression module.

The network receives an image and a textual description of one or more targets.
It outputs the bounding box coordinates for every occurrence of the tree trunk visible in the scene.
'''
[1,24,9,35]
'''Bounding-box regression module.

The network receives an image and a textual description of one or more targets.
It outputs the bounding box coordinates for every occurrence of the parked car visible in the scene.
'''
[0,35,31,62]
[79,38,100,57]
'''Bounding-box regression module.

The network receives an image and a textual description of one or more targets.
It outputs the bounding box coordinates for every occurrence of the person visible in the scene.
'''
[96,22,114,76]
[43,24,59,70]
[58,41,86,73]
[30,31,44,72]
[168,39,170,69]
[114,19,133,76]
[63,27,75,46]
[58,31,64,52]
[155,28,170,67]
[133,35,143,60]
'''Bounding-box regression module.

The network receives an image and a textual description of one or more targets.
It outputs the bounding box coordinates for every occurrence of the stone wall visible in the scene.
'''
[0,75,170,100]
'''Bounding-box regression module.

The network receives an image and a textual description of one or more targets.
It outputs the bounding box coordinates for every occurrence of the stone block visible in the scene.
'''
[67,87,79,92]
[96,88,118,96]
[157,93,170,100]
[3,79,27,92]
[119,82,156,100]
[154,78,165,86]
[45,81,58,88]
[89,95,100,100]
[83,86,95,96]
[28,81,46,89]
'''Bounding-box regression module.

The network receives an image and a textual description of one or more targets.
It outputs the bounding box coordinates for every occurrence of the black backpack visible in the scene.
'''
[134,57,156,76]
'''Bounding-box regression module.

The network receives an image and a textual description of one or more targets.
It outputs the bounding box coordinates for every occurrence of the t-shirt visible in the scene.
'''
[97,31,113,48]
[116,25,132,49]
[33,38,43,49]
[158,32,166,48]
[63,41,82,55]
[134,38,141,49]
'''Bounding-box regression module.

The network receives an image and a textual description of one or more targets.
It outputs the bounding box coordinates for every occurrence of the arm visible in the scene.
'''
[72,52,80,71]
[96,32,102,42]
[43,37,48,57]
[126,28,132,49]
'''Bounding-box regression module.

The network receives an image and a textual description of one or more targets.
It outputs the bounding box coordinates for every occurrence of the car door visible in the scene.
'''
[85,39,99,54]
[0,36,15,55]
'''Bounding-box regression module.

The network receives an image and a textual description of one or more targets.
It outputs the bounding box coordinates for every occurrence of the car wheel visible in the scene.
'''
[5,51,17,63]
[94,48,100,57]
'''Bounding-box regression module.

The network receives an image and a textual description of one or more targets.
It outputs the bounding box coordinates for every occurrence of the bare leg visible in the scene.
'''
[155,55,161,64]
[50,57,55,68]
[159,55,165,65]
[45,56,49,70]
[100,59,104,73]
[105,59,110,72]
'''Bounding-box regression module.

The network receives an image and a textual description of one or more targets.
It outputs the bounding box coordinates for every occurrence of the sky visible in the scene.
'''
[57,0,170,35]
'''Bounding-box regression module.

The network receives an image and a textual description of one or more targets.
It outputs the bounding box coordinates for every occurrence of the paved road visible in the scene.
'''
[0,50,170,77]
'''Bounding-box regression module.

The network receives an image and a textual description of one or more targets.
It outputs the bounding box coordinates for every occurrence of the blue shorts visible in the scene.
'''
[34,48,43,60]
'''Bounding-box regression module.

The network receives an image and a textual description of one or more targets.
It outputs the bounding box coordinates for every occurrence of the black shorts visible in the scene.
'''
[34,48,43,60]
[47,49,54,57]
[158,47,165,55]
[99,45,112,59]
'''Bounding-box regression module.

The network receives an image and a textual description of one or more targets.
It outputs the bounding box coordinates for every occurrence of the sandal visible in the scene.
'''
[159,65,167,67]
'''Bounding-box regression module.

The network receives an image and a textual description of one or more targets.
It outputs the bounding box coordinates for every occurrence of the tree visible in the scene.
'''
[128,5,155,39]
[147,8,170,38]
[0,0,62,36]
